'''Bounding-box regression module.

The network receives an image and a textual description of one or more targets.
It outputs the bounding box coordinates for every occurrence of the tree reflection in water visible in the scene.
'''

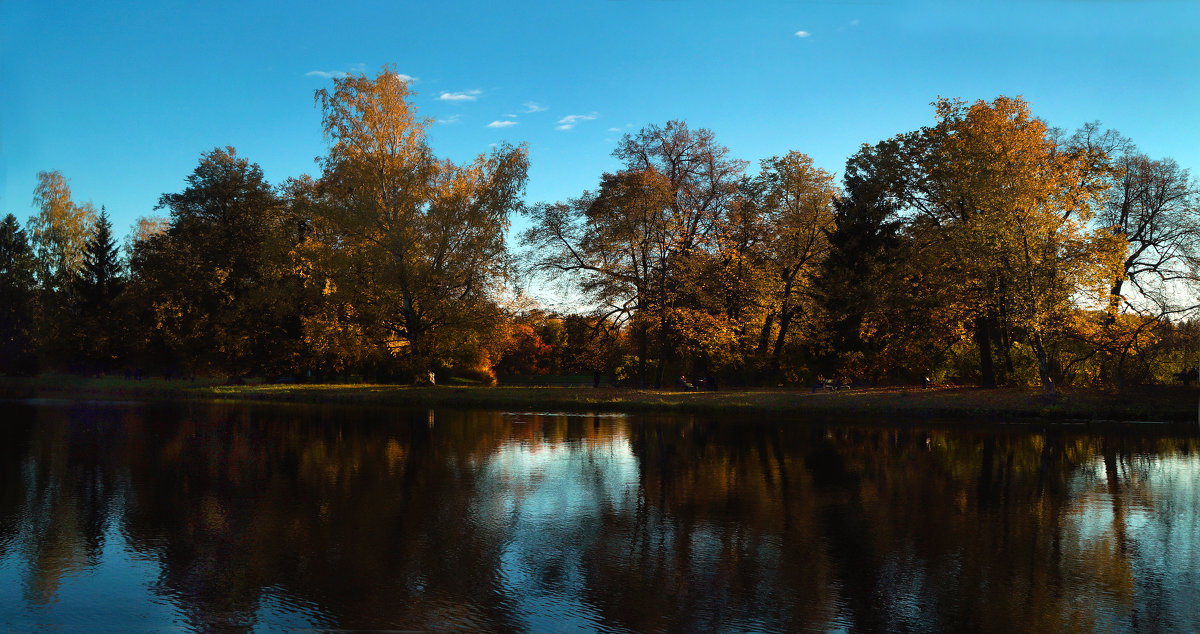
[0,401,1198,631]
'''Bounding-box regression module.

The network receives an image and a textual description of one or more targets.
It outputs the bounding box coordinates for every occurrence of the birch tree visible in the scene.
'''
[311,67,528,379]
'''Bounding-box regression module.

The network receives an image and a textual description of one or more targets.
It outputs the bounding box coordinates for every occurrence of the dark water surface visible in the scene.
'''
[2,400,1199,631]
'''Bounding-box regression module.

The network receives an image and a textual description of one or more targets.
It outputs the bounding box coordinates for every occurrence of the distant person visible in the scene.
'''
[593,370,601,388]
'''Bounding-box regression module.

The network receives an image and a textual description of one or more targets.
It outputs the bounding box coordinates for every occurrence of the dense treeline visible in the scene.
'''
[2,69,1198,389]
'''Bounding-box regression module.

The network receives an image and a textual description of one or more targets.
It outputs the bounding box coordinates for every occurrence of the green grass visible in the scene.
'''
[3,374,1199,422]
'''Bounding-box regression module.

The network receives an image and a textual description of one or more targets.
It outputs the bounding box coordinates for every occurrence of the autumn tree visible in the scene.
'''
[1059,124,1200,383]
[526,121,746,386]
[1098,141,1200,317]
[28,171,97,293]
[751,152,837,379]
[309,68,528,380]
[678,176,772,379]
[821,98,1127,390]
[27,170,98,364]
[616,121,747,385]
[524,168,674,386]
[494,315,555,376]
[917,97,1123,392]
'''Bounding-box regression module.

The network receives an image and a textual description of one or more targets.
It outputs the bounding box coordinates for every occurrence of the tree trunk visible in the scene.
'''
[975,315,997,388]
[757,311,775,357]
[1106,277,1125,322]
[997,301,1015,380]
[654,312,669,389]
[637,323,648,388]
[655,342,667,389]
[1032,330,1056,395]
[770,310,793,381]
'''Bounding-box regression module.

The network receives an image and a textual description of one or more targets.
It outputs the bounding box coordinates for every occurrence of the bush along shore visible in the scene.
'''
[2,375,1199,423]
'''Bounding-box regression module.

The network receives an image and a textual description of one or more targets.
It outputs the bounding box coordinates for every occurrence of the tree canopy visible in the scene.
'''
[8,87,1199,389]
[307,68,529,380]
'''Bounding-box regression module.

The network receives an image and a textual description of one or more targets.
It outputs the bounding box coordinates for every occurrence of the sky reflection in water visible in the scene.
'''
[0,400,1198,631]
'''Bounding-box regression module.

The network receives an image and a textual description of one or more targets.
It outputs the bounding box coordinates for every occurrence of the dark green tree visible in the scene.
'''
[815,141,905,378]
[131,147,305,375]
[71,208,126,371]
[0,214,38,374]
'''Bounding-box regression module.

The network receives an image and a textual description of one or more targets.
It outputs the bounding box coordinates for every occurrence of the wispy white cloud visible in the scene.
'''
[305,63,367,79]
[603,124,634,140]
[556,112,599,130]
[438,114,462,125]
[306,70,345,79]
[305,64,417,82]
[503,113,518,119]
[439,89,483,102]
[794,30,811,38]
[487,120,518,128]
[850,19,860,26]
[523,101,547,113]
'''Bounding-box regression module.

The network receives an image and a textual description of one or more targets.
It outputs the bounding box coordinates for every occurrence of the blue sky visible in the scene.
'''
[2,0,1198,241]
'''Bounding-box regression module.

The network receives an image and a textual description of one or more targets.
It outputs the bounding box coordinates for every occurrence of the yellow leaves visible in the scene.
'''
[922,96,1121,339]
[672,307,742,366]
[29,170,98,288]
[301,310,369,374]
[309,68,529,375]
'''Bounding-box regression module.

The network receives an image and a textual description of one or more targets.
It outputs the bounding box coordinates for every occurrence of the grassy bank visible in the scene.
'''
[2,374,1199,422]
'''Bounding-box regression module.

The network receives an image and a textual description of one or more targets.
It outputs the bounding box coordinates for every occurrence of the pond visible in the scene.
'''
[1,399,1198,631]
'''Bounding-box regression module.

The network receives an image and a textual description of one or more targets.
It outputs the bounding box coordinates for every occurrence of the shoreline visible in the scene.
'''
[2,375,1199,423]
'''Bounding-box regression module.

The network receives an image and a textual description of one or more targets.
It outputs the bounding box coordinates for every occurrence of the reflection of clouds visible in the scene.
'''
[478,432,639,631]
[7,401,1200,631]
[0,518,181,627]
[1067,455,1200,631]
[485,437,639,516]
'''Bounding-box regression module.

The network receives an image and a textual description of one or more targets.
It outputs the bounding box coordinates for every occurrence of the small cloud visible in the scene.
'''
[607,127,623,133]
[438,114,462,125]
[439,89,483,101]
[794,30,811,38]
[503,113,518,119]
[391,73,417,83]
[850,19,860,26]
[556,112,599,130]
[523,101,547,113]
[487,120,518,128]
[306,63,367,79]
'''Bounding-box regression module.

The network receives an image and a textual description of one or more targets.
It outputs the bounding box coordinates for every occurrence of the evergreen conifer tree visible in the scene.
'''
[0,214,38,374]
[73,207,125,370]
